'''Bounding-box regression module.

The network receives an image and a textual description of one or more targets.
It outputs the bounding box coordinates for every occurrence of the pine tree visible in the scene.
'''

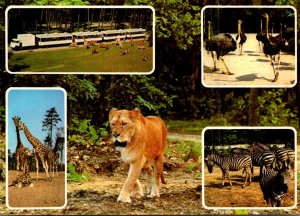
[42,107,62,148]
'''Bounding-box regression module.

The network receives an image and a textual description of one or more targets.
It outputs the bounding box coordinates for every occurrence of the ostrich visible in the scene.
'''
[256,19,264,52]
[205,21,237,75]
[236,20,247,55]
[261,13,283,82]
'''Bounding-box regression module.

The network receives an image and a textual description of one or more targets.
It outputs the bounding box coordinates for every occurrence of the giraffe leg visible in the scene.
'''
[43,159,51,180]
[35,155,39,179]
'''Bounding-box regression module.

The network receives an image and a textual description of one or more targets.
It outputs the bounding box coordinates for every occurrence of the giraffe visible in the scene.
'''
[9,159,33,188]
[52,132,64,177]
[14,118,53,180]
[12,116,31,175]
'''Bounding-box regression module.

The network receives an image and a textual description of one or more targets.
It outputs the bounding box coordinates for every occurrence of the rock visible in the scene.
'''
[100,146,109,152]
[82,155,90,161]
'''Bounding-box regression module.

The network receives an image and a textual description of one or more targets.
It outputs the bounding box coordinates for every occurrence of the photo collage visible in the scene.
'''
[0,1,298,215]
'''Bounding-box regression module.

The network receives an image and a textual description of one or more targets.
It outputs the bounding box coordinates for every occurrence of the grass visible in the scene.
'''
[165,119,209,134]
[9,42,153,73]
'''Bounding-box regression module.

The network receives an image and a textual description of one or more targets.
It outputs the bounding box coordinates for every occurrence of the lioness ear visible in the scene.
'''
[130,108,141,119]
[109,108,118,120]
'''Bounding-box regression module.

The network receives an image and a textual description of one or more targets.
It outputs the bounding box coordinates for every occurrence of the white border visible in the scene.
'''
[201,5,297,88]
[5,5,155,75]
[201,126,297,210]
[5,87,68,210]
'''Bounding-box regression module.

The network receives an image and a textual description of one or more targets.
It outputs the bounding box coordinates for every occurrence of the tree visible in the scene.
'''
[249,89,258,126]
[42,107,62,148]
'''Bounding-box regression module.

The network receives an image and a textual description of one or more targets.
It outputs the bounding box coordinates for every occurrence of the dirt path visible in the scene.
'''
[168,132,201,143]
[204,166,296,208]
[7,171,66,208]
[202,33,296,87]
[65,171,203,215]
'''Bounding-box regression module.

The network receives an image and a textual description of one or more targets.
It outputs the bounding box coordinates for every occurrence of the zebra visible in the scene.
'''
[286,148,295,169]
[249,143,270,152]
[285,148,295,178]
[250,150,276,177]
[205,153,252,188]
[260,168,290,207]
[230,147,250,156]
[273,148,289,170]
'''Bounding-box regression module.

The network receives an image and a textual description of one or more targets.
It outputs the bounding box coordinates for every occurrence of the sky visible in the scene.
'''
[7,88,66,153]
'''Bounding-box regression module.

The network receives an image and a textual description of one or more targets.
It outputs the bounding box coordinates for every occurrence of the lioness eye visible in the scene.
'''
[122,123,127,127]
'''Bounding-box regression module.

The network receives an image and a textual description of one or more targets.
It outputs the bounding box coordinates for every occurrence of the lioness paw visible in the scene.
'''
[117,194,132,203]
[131,190,144,199]
[147,192,160,199]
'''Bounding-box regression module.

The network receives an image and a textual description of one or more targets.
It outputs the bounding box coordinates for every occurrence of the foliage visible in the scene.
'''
[133,0,201,50]
[67,162,91,182]
[258,89,297,125]
[234,209,249,215]
[184,163,198,173]
[110,75,175,116]
[183,141,201,162]
[68,118,108,146]
[205,129,295,147]
[0,0,299,133]
[0,105,5,126]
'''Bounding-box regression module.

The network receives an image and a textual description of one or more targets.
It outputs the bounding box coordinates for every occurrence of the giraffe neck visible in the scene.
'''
[53,136,63,153]
[23,125,43,149]
[15,126,24,149]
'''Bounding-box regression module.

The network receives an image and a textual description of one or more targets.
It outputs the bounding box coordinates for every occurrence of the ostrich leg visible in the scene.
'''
[211,52,217,71]
[220,57,234,75]
[270,56,279,82]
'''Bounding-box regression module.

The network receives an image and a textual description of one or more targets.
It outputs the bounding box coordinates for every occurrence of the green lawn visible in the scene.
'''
[165,120,209,134]
[9,42,153,73]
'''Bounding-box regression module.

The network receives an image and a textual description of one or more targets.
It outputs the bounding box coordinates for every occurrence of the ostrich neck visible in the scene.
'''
[260,20,263,33]
[23,126,42,148]
[280,24,282,37]
[265,16,269,39]
[208,23,211,39]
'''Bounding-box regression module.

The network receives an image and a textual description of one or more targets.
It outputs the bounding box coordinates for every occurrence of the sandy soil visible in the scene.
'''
[7,171,66,208]
[202,33,296,87]
[203,166,296,208]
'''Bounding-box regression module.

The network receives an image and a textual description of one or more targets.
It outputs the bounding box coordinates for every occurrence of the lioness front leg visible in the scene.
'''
[118,163,142,203]
[131,179,144,199]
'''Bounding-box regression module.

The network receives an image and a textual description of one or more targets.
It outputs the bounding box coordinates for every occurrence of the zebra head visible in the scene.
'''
[276,169,290,193]
[204,157,214,173]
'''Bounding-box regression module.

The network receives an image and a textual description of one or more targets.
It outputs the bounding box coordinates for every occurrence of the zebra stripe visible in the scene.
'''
[205,153,252,188]
[250,150,276,176]
[286,148,295,168]
[260,168,289,207]
[274,148,289,170]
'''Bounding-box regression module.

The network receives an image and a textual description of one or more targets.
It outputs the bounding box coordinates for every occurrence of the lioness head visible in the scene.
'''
[109,108,142,148]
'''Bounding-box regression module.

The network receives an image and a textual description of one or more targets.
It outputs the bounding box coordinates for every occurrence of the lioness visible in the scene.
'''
[109,108,167,203]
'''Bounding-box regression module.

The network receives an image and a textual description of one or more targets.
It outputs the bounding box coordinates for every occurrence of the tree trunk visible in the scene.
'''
[249,88,258,126]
